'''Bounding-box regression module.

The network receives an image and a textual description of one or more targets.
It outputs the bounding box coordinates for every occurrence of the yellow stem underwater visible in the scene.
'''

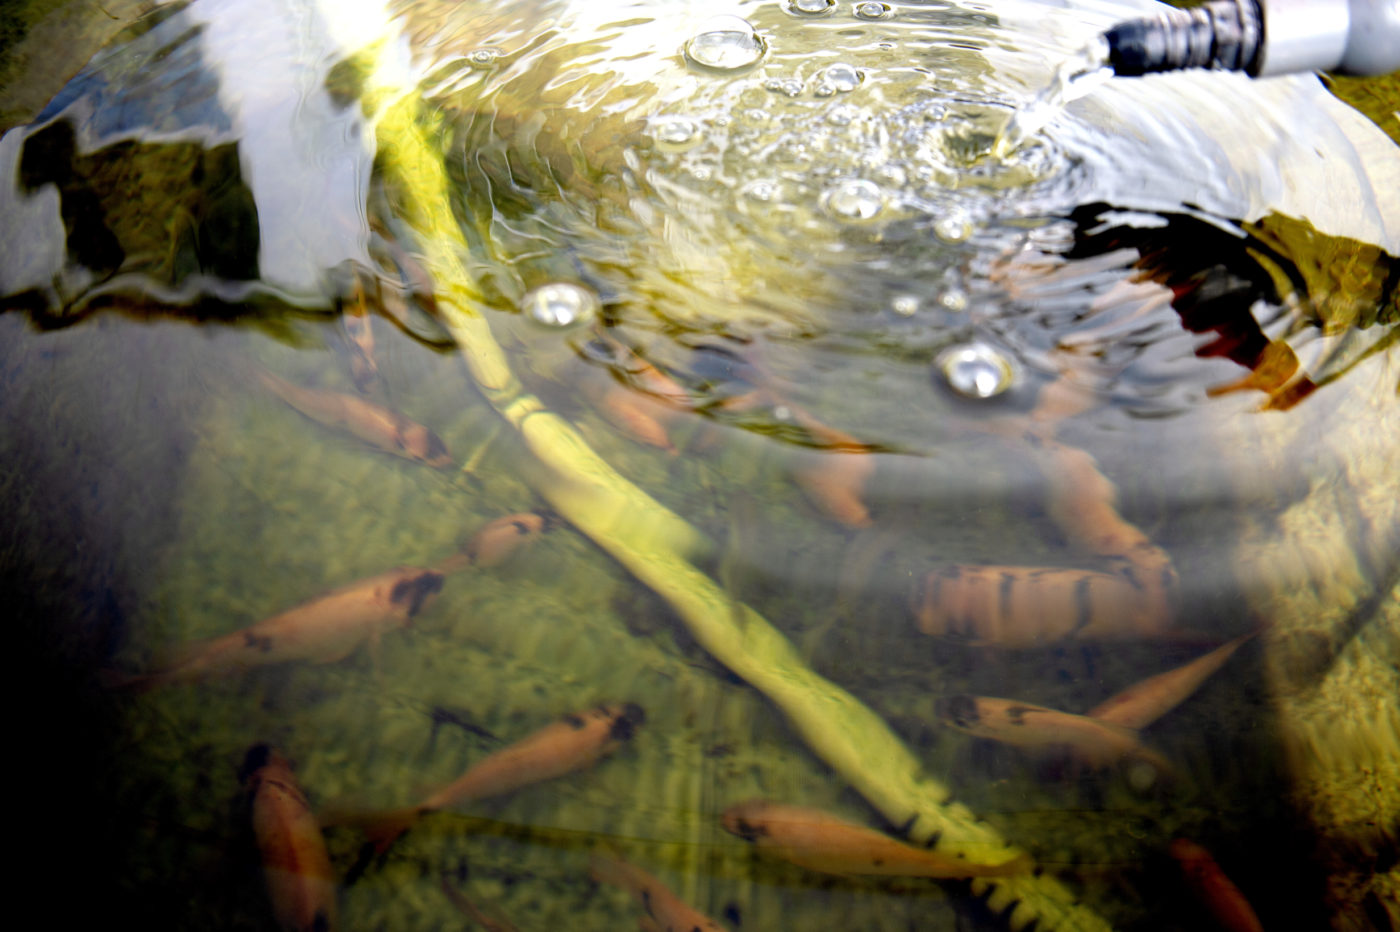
[372,93,1113,932]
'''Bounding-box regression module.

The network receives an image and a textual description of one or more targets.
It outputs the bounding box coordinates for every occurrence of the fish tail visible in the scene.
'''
[432,552,474,575]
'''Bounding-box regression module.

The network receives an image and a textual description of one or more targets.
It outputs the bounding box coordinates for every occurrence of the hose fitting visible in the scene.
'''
[1103,0,1262,76]
[1102,0,1400,78]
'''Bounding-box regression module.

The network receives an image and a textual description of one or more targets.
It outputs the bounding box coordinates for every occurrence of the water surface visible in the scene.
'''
[2,1,1396,930]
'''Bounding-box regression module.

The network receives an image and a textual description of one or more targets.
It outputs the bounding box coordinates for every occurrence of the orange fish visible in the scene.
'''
[589,852,727,932]
[720,800,1027,879]
[1087,631,1257,729]
[341,276,379,393]
[241,745,337,932]
[436,513,552,573]
[590,338,694,453]
[1169,838,1264,932]
[912,563,1176,647]
[596,384,679,454]
[787,406,874,528]
[120,567,443,688]
[257,369,451,468]
[622,354,693,413]
[363,703,645,854]
[936,695,1173,775]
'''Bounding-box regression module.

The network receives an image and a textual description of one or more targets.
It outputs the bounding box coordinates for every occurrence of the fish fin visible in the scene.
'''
[364,806,427,855]
[588,850,638,890]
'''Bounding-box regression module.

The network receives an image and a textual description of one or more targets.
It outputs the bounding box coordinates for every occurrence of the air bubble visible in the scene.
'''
[826,104,859,126]
[821,63,861,93]
[765,77,805,97]
[854,1,892,19]
[891,295,920,317]
[521,283,600,329]
[822,179,885,220]
[873,163,907,187]
[652,116,701,148]
[934,211,973,243]
[936,342,1015,398]
[684,16,766,72]
[741,180,779,202]
[787,0,836,14]
[467,48,504,68]
[938,287,969,312]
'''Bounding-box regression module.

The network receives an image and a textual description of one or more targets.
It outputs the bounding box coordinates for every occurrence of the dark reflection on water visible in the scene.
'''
[1,0,1397,930]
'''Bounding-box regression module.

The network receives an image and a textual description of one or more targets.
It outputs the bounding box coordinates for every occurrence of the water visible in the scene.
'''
[992,35,1113,160]
[2,1,1398,930]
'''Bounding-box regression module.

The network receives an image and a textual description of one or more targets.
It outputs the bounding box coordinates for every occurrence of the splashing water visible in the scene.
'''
[992,35,1112,160]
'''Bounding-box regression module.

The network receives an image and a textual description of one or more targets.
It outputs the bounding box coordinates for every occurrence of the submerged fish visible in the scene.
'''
[120,566,444,688]
[720,799,1027,879]
[241,745,337,932]
[256,369,451,468]
[436,512,553,573]
[788,405,875,528]
[362,702,646,854]
[913,563,1177,647]
[588,337,694,454]
[1169,838,1264,932]
[341,275,379,393]
[589,851,727,932]
[937,695,1173,775]
[1087,631,1257,729]
[596,383,681,454]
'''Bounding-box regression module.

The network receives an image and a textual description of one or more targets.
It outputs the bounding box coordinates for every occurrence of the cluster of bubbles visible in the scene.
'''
[653,8,1039,397]
[660,7,1051,250]
[786,0,893,18]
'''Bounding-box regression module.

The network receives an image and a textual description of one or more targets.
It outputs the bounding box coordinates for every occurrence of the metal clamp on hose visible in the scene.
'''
[1103,0,1262,76]
[1103,0,1400,78]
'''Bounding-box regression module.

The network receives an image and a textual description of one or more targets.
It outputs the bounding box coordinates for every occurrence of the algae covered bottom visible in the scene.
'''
[1,1,1397,931]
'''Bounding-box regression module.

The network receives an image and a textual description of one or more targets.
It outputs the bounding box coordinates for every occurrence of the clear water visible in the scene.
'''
[991,35,1112,160]
[2,1,1397,930]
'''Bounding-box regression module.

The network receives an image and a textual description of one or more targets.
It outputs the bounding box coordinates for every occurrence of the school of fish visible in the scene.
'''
[92,228,1276,930]
[88,15,1292,924]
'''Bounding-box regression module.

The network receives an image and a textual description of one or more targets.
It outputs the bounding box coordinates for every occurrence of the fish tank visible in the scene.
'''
[2,1,1396,930]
